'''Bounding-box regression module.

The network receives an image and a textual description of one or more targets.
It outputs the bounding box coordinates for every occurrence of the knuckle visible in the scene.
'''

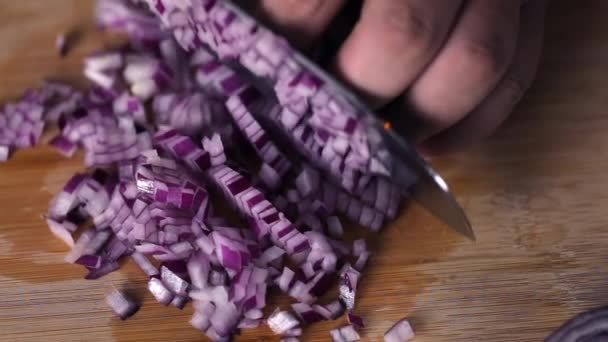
[373,5,435,53]
[457,38,509,82]
[280,0,324,18]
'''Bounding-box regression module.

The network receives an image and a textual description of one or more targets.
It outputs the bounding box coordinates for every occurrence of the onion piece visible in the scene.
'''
[82,229,113,256]
[148,277,174,305]
[347,313,365,329]
[313,299,345,320]
[46,218,77,247]
[267,309,300,335]
[275,267,296,293]
[238,318,261,329]
[49,135,77,157]
[339,264,360,311]
[0,145,9,161]
[352,239,367,257]
[170,295,189,309]
[49,173,87,219]
[85,52,123,71]
[105,288,140,320]
[225,89,291,177]
[384,318,415,342]
[257,246,285,267]
[281,338,300,342]
[286,327,303,337]
[96,0,165,41]
[354,252,370,271]
[326,216,343,238]
[330,325,361,342]
[190,309,212,331]
[160,265,190,295]
[292,303,324,324]
[76,255,103,269]
[64,228,96,263]
[131,251,159,277]
[209,302,240,338]
[85,261,120,280]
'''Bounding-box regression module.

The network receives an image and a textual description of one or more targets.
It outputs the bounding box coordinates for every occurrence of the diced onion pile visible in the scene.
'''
[0,0,418,341]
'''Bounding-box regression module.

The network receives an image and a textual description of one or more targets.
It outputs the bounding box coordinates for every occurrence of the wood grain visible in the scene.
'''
[1,1,608,341]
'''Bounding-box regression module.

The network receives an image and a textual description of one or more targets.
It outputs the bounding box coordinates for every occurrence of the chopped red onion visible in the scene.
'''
[286,327,303,337]
[85,260,120,279]
[49,173,87,219]
[281,338,300,342]
[46,218,77,247]
[292,303,324,324]
[384,318,415,342]
[131,251,159,277]
[352,239,367,257]
[330,325,361,342]
[339,265,360,311]
[329,239,351,257]
[313,299,345,321]
[148,277,174,305]
[160,265,190,295]
[209,302,240,338]
[82,229,113,256]
[288,280,315,304]
[190,309,211,331]
[275,266,296,293]
[170,295,189,309]
[226,89,291,177]
[0,0,420,339]
[187,252,212,290]
[354,252,370,271]
[209,269,227,286]
[326,216,343,238]
[55,33,68,57]
[238,318,261,329]
[257,246,285,266]
[49,135,78,157]
[195,234,215,255]
[96,0,165,41]
[76,254,103,269]
[0,145,9,161]
[347,313,365,329]
[105,288,140,320]
[85,52,124,71]
[267,308,300,335]
[64,228,96,263]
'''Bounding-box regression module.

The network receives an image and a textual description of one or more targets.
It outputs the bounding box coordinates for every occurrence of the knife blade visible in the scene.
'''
[294,54,475,240]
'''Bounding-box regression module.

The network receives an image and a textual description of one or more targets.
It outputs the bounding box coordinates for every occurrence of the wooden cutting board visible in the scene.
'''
[1,1,608,341]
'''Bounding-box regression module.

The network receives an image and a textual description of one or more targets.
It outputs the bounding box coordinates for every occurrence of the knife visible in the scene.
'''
[223,1,476,241]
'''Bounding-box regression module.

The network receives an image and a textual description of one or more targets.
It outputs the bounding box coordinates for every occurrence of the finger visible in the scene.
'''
[251,0,346,49]
[408,0,522,140]
[334,0,463,106]
[420,0,548,155]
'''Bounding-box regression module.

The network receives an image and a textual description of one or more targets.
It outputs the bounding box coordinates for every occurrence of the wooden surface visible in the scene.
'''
[1,1,608,341]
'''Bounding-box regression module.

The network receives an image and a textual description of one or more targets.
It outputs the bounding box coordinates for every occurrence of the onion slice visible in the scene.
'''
[105,288,140,320]
[267,309,300,335]
[384,318,415,342]
[330,325,361,342]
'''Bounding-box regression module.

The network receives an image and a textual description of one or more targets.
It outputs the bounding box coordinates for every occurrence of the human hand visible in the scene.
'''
[241,0,548,154]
